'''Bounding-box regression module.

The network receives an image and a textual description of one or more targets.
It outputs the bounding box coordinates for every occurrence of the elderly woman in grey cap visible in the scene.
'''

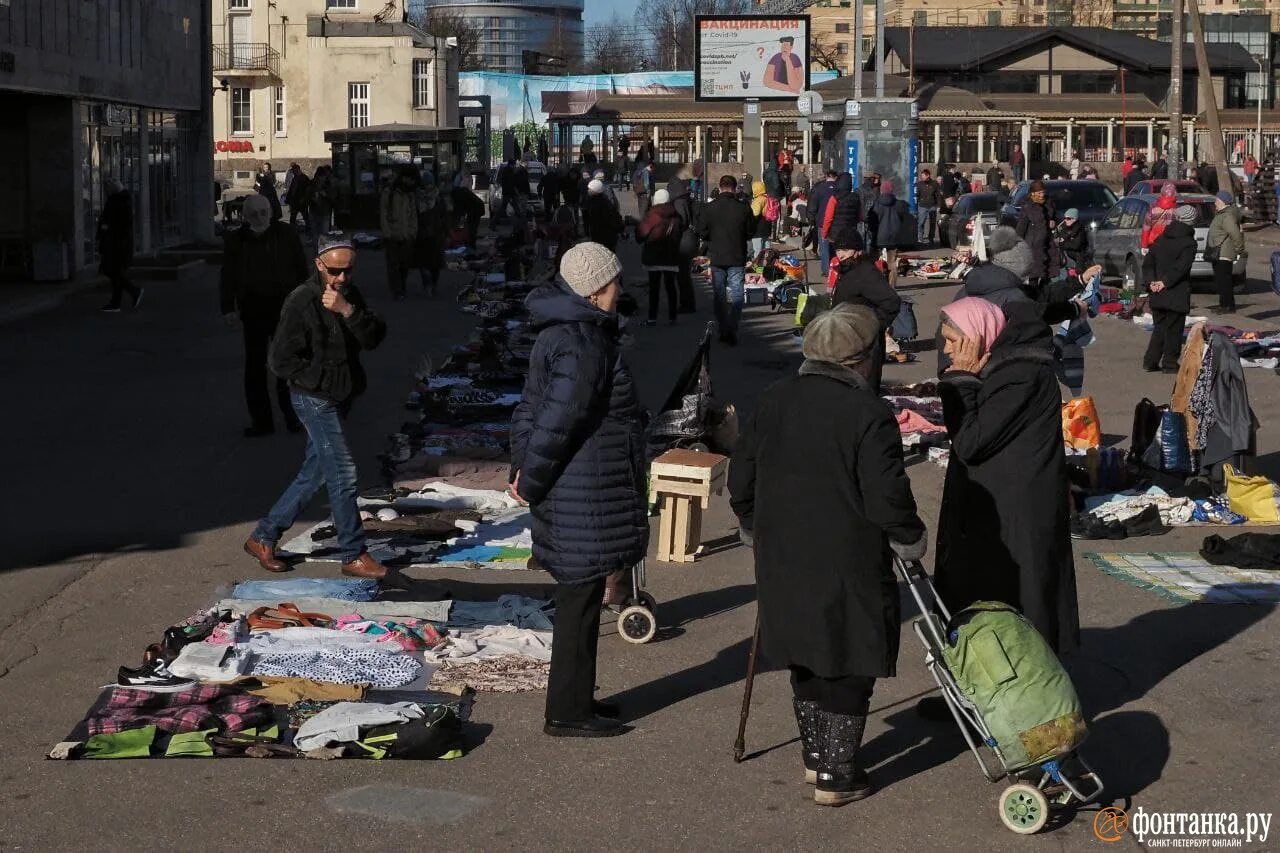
[729,303,927,807]
[509,242,648,739]
[1142,204,1199,372]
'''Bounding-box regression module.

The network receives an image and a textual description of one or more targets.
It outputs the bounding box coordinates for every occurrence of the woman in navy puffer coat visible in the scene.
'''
[510,242,647,737]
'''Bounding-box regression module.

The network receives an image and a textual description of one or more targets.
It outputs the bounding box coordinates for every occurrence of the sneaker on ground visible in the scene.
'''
[117,659,195,692]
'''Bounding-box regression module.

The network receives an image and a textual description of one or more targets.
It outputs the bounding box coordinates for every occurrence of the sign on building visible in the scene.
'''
[694,16,810,102]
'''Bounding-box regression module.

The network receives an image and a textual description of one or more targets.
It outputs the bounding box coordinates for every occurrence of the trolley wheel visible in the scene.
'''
[687,442,709,453]
[618,605,657,644]
[998,783,1050,835]
[636,591,658,614]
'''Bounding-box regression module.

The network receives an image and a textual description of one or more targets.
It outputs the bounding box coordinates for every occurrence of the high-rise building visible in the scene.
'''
[411,0,583,74]
[0,0,213,277]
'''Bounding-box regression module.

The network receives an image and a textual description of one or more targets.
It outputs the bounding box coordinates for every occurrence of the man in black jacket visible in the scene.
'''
[829,228,901,392]
[916,169,941,245]
[696,174,754,345]
[1142,205,1198,373]
[220,193,309,437]
[244,233,390,580]
[808,170,839,275]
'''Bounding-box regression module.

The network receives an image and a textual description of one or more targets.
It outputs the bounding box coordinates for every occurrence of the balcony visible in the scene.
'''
[212,43,280,78]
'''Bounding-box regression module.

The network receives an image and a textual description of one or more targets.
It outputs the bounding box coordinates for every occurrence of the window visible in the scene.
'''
[231,87,252,134]
[228,0,250,8]
[1033,14,1044,23]
[987,11,1001,25]
[837,42,848,55]
[413,59,435,109]
[348,82,369,128]
[273,86,286,136]
[834,22,849,33]
[328,0,356,8]
[913,10,927,25]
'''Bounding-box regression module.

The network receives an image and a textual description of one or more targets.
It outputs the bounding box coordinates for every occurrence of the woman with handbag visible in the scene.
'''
[636,188,683,325]
[1206,190,1244,314]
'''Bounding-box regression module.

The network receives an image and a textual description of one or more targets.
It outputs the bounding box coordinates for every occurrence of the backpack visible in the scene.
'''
[763,196,781,222]
[1128,397,1165,465]
[891,296,918,341]
[941,602,1087,772]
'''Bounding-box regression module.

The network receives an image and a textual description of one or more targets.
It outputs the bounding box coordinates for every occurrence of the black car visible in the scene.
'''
[999,180,1119,229]
[939,192,1001,249]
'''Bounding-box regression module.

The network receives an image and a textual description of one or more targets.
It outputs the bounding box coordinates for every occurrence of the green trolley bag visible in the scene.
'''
[940,602,1087,772]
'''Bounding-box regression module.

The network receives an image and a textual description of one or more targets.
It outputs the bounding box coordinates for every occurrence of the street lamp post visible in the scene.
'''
[1254,53,1265,161]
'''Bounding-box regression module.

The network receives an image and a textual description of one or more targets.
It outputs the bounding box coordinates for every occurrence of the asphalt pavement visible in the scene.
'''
[0,215,1278,851]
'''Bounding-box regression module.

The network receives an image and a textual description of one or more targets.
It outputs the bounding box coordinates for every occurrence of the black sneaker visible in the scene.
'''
[117,659,195,692]
[1122,505,1168,537]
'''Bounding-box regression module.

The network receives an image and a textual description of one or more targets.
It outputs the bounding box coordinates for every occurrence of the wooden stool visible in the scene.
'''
[650,449,728,563]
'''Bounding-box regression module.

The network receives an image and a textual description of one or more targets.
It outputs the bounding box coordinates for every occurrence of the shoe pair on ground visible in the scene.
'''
[544,700,628,738]
[793,699,874,806]
[1069,505,1167,541]
[99,289,146,313]
[243,537,389,579]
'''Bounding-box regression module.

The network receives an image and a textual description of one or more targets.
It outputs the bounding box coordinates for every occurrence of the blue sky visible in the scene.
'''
[584,0,629,25]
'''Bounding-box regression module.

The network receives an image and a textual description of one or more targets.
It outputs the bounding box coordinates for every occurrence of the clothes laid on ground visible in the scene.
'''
[435,657,551,693]
[231,577,379,602]
[294,701,427,751]
[334,615,445,651]
[1200,532,1280,570]
[168,642,252,682]
[73,684,273,737]
[240,677,367,705]
[250,647,423,689]
[1084,486,1246,527]
[896,409,946,435]
[448,594,554,630]
[217,597,452,623]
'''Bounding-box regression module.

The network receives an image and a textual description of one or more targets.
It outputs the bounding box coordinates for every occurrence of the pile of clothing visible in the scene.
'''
[881,383,948,452]
[50,579,556,760]
[1071,484,1246,540]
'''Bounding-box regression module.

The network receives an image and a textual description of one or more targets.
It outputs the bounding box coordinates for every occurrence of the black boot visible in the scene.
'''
[814,711,874,807]
[793,699,822,784]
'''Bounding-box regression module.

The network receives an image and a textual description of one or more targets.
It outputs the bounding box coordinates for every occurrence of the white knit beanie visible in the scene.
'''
[652,188,671,205]
[560,242,623,298]
[587,179,605,195]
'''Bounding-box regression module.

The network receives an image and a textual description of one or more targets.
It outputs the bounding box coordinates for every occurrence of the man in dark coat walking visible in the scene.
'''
[808,170,839,274]
[582,180,623,251]
[220,193,309,437]
[510,242,648,738]
[916,169,941,245]
[695,175,754,345]
[97,178,143,312]
[869,181,913,285]
[934,297,1078,657]
[730,303,926,807]
[820,173,862,265]
[1015,180,1058,287]
[667,172,700,312]
[1142,205,1198,373]
[256,163,283,222]
[829,228,900,392]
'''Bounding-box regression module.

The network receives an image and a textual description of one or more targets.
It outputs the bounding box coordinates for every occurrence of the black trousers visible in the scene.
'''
[1213,258,1236,309]
[107,270,140,307]
[648,270,678,322]
[243,312,296,429]
[790,665,876,716]
[545,577,606,722]
[676,257,696,312]
[1144,307,1186,371]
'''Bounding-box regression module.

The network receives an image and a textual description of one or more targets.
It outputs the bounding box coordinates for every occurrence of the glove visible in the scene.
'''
[890,533,927,563]
[738,527,754,548]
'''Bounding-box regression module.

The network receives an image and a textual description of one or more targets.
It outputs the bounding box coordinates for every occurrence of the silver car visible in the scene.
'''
[1091,193,1247,290]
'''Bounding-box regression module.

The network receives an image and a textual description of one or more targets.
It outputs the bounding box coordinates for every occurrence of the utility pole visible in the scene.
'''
[1168,0,1183,179]
[874,0,884,97]
[854,0,863,98]
[1185,0,1232,192]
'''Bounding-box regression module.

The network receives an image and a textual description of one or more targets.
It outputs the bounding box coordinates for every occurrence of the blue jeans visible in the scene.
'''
[1012,165,1024,183]
[917,206,936,244]
[711,265,745,338]
[818,238,832,275]
[253,392,365,562]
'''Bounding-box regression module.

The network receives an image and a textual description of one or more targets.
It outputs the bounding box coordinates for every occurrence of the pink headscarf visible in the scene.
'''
[940,297,1008,355]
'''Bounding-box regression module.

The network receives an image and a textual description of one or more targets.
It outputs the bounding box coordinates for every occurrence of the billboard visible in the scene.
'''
[695,16,810,101]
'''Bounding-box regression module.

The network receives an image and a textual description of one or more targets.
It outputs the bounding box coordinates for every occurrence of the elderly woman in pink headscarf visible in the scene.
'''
[928,296,1078,677]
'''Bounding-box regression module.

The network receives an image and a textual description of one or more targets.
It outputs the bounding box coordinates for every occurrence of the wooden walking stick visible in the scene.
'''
[732,616,762,763]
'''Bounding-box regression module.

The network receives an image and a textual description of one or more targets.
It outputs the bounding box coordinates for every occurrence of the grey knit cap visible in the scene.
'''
[1174,204,1198,224]
[987,225,1033,279]
[560,242,623,298]
[317,232,356,255]
[802,303,880,365]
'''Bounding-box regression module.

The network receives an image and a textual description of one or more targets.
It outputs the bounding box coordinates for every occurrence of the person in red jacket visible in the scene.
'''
[1140,182,1179,249]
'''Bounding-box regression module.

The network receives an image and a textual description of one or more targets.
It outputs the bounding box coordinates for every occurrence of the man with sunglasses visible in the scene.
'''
[243,233,390,579]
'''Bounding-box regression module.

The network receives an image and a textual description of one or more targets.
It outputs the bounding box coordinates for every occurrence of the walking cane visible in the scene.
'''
[732,616,761,763]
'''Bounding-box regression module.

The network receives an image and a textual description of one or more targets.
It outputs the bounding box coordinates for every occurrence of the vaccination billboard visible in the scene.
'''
[695,16,811,101]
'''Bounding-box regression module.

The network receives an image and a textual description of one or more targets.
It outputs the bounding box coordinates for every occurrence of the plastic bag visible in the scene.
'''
[1141,410,1191,474]
[1061,397,1102,450]
[1223,464,1280,523]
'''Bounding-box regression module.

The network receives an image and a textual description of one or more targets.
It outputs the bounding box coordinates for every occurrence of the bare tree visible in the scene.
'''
[535,13,582,74]
[809,30,846,75]
[636,0,751,71]
[584,17,651,74]
[413,6,484,71]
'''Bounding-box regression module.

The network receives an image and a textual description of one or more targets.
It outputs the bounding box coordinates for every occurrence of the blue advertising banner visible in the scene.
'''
[845,139,859,181]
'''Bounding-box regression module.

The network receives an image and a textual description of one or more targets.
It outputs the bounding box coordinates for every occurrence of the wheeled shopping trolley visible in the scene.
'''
[892,556,1104,835]
[615,560,657,645]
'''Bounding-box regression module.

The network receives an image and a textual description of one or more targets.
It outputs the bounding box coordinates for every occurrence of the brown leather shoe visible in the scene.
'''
[244,537,288,573]
[341,552,388,579]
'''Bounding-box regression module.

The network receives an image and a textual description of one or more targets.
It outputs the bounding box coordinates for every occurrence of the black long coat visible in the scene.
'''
[1015,200,1058,280]
[510,283,649,585]
[96,190,134,274]
[1142,221,1196,314]
[729,361,925,678]
[934,303,1079,653]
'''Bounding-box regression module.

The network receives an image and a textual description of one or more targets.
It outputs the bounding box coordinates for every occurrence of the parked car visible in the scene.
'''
[1126,179,1205,197]
[1090,192,1247,291]
[939,192,1001,249]
[1000,180,1118,231]
[488,160,546,220]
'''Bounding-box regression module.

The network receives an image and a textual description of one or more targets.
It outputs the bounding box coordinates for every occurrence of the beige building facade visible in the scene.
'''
[211,0,459,186]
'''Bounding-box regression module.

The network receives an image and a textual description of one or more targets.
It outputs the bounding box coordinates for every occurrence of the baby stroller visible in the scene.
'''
[892,555,1103,835]
[645,322,721,459]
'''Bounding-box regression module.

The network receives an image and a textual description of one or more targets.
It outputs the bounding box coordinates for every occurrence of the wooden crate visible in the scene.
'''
[650,449,728,563]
